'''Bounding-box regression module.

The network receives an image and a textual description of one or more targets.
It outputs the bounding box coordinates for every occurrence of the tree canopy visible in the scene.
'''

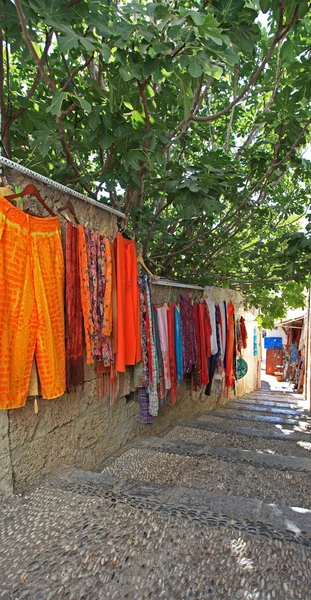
[1,0,311,326]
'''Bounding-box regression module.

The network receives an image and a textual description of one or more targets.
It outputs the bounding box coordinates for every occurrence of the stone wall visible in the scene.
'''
[0,167,260,499]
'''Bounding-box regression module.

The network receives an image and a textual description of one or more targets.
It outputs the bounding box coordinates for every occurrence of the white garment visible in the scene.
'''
[205,298,218,355]
[220,301,227,359]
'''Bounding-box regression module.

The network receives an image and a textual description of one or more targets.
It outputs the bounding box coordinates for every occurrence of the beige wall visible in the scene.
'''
[0,167,260,499]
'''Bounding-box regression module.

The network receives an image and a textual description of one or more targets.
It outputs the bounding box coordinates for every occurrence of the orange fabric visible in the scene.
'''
[116,232,141,372]
[78,224,94,365]
[225,300,235,390]
[0,195,65,409]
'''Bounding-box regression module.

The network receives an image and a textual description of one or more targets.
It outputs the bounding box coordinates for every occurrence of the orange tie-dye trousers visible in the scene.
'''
[0,195,65,409]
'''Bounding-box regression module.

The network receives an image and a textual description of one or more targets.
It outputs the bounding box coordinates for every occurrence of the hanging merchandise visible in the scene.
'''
[174,304,184,382]
[65,221,84,392]
[116,232,141,372]
[153,306,166,405]
[240,316,248,350]
[157,305,171,391]
[167,302,178,404]
[220,301,227,367]
[237,357,248,379]
[253,327,259,356]
[225,300,236,390]
[193,304,202,390]
[205,297,218,355]
[180,297,198,375]
[0,194,65,409]
[78,225,113,366]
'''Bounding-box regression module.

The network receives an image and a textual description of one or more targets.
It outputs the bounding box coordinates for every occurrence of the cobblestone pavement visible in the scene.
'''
[1,386,311,599]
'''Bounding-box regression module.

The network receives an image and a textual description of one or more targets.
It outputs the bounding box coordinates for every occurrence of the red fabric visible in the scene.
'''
[204,305,212,359]
[198,303,209,386]
[240,316,247,349]
[65,221,84,391]
[167,303,177,404]
[193,304,202,389]
[225,300,235,390]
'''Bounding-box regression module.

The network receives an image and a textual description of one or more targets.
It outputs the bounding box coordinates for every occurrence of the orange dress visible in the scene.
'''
[225,300,235,390]
[116,233,141,372]
[0,195,65,409]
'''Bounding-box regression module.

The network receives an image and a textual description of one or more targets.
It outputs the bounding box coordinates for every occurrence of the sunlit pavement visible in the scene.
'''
[1,383,311,600]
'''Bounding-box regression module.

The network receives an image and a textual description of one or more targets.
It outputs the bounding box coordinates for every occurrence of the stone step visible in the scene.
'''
[101,443,311,510]
[198,413,311,434]
[222,403,304,417]
[46,467,311,548]
[227,398,305,410]
[164,425,311,460]
[205,409,311,428]
[184,418,311,443]
[136,437,311,473]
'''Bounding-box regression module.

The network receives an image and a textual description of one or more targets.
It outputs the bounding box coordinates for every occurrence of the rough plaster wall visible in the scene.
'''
[0,169,259,497]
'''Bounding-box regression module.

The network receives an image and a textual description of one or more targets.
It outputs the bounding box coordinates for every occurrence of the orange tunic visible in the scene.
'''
[116,233,141,372]
[0,195,65,409]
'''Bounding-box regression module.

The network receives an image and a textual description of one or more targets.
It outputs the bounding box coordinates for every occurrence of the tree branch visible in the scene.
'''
[192,6,299,123]
[14,0,56,91]
[224,64,238,153]
[61,52,95,91]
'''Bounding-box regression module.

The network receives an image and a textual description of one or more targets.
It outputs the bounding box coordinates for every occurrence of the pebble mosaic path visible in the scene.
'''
[1,383,311,599]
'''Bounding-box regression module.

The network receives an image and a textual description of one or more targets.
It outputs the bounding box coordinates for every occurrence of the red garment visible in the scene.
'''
[240,316,247,350]
[167,303,177,404]
[225,300,235,390]
[193,304,202,389]
[65,221,84,391]
[116,233,141,372]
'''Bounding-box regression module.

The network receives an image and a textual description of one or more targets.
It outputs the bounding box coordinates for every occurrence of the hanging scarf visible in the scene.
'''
[153,306,166,405]
[167,302,177,404]
[193,304,202,390]
[78,224,94,364]
[157,305,171,390]
[240,316,248,350]
[180,297,198,374]
[174,305,184,382]
[198,303,209,386]
[65,221,84,391]
[225,300,235,390]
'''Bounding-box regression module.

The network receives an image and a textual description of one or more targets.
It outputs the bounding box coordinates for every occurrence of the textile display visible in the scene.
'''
[225,300,235,390]
[157,305,171,389]
[78,226,113,366]
[205,298,218,355]
[65,221,84,392]
[0,195,65,409]
[174,305,184,382]
[180,297,198,374]
[116,232,141,372]
[253,327,259,356]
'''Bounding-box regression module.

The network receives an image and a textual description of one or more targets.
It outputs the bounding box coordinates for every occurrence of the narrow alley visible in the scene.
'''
[1,383,311,600]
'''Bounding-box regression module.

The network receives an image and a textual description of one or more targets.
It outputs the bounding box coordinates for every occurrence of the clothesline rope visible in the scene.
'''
[0,156,126,219]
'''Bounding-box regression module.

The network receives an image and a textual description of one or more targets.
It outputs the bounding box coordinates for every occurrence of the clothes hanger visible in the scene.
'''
[4,183,55,217]
[58,200,80,225]
[137,255,160,281]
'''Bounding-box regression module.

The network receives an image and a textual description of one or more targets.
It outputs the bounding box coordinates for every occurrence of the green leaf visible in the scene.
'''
[100,43,111,62]
[189,11,207,26]
[188,55,203,78]
[214,0,245,22]
[79,36,96,51]
[119,68,133,82]
[99,133,114,150]
[58,32,79,52]
[177,76,193,119]
[259,0,270,13]
[46,91,66,117]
